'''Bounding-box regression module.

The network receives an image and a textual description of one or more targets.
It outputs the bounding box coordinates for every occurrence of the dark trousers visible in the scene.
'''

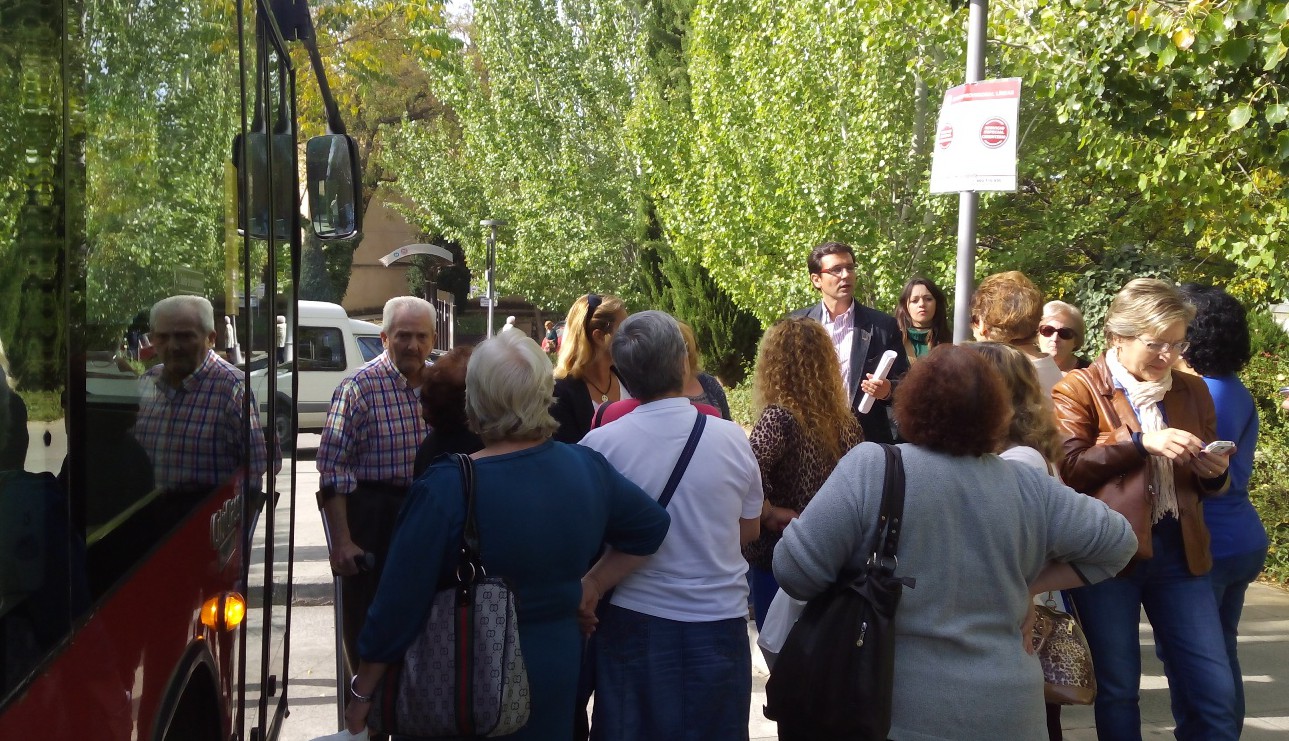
[338,481,408,678]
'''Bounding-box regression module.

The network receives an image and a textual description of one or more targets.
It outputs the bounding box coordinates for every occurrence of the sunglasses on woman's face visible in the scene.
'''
[1038,325,1076,340]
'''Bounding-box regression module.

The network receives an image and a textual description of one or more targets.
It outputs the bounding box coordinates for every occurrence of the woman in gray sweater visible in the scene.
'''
[774,344,1137,740]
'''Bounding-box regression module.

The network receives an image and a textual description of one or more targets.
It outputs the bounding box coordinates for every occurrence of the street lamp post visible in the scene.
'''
[952,0,990,343]
[480,219,506,338]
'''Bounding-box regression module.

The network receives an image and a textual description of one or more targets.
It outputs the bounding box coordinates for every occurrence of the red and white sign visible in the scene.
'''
[929,78,1021,193]
[980,118,1008,148]
[937,124,954,150]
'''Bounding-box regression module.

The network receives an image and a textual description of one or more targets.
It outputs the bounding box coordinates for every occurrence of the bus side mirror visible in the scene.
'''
[234,131,297,241]
[306,134,361,240]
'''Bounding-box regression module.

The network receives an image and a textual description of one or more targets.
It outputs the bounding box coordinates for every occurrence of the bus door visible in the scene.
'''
[237,4,297,739]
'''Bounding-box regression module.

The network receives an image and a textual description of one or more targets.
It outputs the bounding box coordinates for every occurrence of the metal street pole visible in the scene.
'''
[952,0,989,343]
[480,219,505,338]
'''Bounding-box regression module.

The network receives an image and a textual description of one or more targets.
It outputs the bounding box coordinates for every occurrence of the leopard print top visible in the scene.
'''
[743,404,862,570]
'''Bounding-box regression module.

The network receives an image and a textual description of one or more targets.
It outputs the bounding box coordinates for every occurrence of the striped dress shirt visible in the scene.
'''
[819,301,855,392]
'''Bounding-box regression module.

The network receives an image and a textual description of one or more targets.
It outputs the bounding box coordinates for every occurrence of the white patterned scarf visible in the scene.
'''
[1105,348,1177,523]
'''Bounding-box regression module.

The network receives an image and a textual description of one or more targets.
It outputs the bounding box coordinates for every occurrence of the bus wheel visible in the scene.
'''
[161,672,221,741]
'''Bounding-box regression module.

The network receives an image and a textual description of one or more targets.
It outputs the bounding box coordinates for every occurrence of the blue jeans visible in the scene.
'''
[1070,518,1238,741]
[749,565,779,631]
[1161,546,1267,735]
[591,604,751,741]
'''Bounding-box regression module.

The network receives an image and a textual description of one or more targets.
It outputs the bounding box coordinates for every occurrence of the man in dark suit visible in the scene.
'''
[790,241,910,443]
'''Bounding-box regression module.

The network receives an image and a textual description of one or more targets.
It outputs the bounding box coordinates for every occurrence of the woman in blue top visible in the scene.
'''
[1176,284,1268,732]
[344,330,671,740]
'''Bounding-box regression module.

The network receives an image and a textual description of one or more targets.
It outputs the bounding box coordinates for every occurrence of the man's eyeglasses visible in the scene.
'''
[1135,336,1190,356]
[584,293,602,338]
[817,264,857,277]
[1038,325,1077,340]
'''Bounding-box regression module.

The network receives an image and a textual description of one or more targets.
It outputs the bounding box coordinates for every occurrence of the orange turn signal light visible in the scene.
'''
[200,592,247,632]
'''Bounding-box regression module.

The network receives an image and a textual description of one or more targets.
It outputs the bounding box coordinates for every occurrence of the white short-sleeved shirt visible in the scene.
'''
[579,397,763,622]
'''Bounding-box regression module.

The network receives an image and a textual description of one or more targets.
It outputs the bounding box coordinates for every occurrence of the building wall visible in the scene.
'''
[342,190,418,316]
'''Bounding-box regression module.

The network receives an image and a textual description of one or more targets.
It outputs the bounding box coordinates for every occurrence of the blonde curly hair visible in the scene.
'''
[966,342,1063,464]
[753,317,855,461]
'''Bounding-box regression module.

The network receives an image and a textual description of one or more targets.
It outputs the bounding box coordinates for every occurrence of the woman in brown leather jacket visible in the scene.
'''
[1051,278,1237,740]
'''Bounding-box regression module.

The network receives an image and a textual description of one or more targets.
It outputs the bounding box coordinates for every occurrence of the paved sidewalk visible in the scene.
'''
[280,437,1289,739]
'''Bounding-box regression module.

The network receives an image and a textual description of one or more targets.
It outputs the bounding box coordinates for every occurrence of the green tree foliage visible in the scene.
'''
[0,0,70,389]
[79,0,243,336]
[1243,310,1289,584]
[629,0,763,383]
[989,0,1289,303]
[385,0,646,313]
[292,0,456,301]
[382,0,1288,336]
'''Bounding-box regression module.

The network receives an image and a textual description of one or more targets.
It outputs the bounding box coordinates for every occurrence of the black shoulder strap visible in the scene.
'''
[871,444,906,573]
[657,411,707,509]
[592,400,610,428]
[454,453,481,573]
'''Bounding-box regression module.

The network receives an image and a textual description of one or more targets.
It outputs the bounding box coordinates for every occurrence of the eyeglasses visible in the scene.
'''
[1038,325,1077,340]
[816,264,857,277]
[1135,336,1190,356]
[584,293,602,338]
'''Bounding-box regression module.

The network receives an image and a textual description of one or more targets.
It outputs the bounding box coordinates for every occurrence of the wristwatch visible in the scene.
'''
[349,675,373,703]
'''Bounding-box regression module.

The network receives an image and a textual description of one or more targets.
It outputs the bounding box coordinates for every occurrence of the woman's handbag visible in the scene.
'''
[367,454,531,738]
[763,444,915,740]
[1031,602,1096,705]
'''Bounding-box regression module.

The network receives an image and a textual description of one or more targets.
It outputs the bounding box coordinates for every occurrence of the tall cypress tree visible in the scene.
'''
[631,0,761,386]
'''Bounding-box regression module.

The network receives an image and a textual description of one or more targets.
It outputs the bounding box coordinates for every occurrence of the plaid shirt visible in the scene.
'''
[317,351,428,495]
[134,350,269,489]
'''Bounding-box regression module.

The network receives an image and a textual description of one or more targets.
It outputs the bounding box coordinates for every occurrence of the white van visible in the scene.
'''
[252,301,383,450]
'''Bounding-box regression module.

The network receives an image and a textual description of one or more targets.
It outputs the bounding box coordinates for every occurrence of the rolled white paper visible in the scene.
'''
[857,350,899,414]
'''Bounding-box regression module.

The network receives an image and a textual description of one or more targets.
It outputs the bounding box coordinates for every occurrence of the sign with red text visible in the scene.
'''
[929,78,1021,193]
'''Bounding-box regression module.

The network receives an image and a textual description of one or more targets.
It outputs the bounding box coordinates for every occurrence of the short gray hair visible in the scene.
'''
[151,295,216,334]
[611,311,686,401]
[465,330,558,443]
[1104,278,1195,343]
[383,295,436,330]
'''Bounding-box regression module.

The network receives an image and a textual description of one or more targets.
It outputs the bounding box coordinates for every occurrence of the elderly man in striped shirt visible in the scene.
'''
[317,295,435,681]
[134,295,270,492]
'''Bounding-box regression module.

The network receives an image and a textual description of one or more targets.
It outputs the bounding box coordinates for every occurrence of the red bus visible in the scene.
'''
[0,0,358,738]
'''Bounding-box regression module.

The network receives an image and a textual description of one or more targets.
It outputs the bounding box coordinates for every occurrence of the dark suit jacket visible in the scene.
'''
[790,301,910,444]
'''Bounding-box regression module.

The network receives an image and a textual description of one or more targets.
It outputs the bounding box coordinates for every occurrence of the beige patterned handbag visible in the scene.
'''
[368,454,530,738]
[1030,603,1096,705]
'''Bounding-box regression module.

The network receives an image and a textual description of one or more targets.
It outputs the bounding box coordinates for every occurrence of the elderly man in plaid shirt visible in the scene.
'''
[134,295,270,492]
[317,295,436,679]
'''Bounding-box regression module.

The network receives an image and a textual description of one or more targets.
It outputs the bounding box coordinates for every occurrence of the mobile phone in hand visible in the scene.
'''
[1203,440,1236,455]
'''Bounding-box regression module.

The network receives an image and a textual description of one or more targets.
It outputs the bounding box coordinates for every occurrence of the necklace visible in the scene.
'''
[585,373,612,403]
